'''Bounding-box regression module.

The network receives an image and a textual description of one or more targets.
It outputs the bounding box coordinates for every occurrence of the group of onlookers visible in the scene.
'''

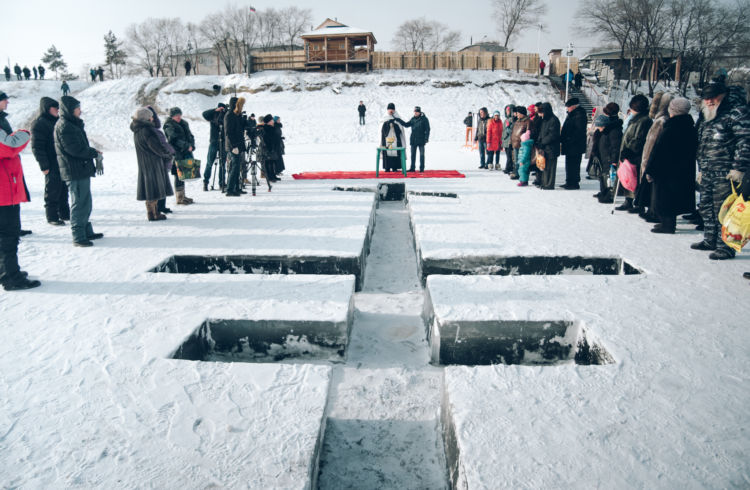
[469,77,750,266]
[4,64,45,81]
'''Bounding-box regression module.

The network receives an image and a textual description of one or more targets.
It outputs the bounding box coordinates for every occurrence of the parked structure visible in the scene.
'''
[301,19,377,72]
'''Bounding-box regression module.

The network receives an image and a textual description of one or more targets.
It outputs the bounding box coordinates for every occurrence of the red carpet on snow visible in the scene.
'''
[292,170,465,180]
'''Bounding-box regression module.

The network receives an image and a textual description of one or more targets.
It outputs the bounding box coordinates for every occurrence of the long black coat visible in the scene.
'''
[644,114,697,217]
[54,96,97,181]
[560,106,587,155]
[538,103,561,159]
[224,110,246,153]
[132,119,170,201]
[590,118,623,170]
[258,124,281,162]
[31,98,60,174]
[400,114,431,146]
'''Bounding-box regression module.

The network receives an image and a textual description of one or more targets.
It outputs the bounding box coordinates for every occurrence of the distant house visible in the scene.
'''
[171,43,303,75]
[301,18,377,72]
[579,48,678,82]
[459,42,509,53]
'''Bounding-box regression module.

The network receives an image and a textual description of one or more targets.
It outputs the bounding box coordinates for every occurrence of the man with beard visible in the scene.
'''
[31,97,70,225]
[380,103,406,173]
[692,81,750,260]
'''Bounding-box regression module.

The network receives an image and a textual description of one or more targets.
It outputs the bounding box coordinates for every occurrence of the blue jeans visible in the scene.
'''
[478,141,487,167]
[67,178,94,242]
[227,152,243,193]
[410,144,425,171]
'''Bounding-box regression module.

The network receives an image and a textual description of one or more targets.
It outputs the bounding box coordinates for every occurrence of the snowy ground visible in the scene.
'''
[1,72,749,488]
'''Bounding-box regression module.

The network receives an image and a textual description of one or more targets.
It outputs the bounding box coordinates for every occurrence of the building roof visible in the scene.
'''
[459,42,509,53]
[301,18,377,42]
[581,48,676,60]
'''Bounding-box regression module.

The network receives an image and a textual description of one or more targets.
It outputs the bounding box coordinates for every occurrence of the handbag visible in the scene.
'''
[175,158,201,181]
[536,151,546,171]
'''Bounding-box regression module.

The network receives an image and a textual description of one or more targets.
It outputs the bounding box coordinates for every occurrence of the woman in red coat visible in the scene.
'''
[486,110,503,170]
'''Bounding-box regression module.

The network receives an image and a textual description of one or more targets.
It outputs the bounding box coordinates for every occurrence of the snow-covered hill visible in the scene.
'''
[1,70,564,150]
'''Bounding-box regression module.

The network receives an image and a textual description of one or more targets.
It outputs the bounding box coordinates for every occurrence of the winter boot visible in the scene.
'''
[182,193,194,204]
[615,198,633,211]
[146,201,156,221]
[203,181,208,192]
[176,189,190,205]
[150,201,167,221]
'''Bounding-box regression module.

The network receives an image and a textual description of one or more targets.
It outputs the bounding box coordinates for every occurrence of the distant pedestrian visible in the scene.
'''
[32,66,38,80]
[97,67,104,82]
[398,106,431,172]
[90,68,96,82]
[3,66,9,81]
[13,64,21,80]
[61,81,70,96]
[38,65,45,80]
[358,101,366,125]
[539,59,546,76]
[574,70,583,90]
[475,107,489,169]
[184,59,191,76]
[22,66,31,81]
[54,96,104,247]
[464,111,474,144]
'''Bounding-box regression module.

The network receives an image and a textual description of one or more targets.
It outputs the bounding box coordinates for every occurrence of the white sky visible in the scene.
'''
[1,0,600,75]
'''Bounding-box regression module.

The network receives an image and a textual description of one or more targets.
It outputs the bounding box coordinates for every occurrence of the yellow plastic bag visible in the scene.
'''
[718,181,739,225]
[536,152,546,171]
[721,193,750,252]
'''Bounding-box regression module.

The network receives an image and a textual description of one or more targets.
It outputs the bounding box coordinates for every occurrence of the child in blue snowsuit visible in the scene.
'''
[517,130,534,186]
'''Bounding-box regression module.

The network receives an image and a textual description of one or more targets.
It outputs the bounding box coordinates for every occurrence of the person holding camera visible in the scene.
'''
[224,97,247,197]
[202,103,227,192]
[257,115,281,183]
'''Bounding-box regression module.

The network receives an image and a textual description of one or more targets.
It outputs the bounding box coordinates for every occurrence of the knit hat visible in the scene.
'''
[603,102,620,116]
[414,106,421,113]
[669,97,691,116]
[594,114,610,127]
[250,113,255,117]
[565,97,580,107]
[0,91,9,102]
[701,82,727,99]
[133,107,152,122]
[527,104,536,117]
[263,114,273,123]
[387,102,395,110]
[493,110,501,116]
[521,130,531,142]
[169,107,182,117]
[515,106,527,116]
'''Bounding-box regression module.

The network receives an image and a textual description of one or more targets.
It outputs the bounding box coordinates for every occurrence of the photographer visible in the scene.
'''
[257,114,281,183]
[223,97,246,196]
[202,103,227,192]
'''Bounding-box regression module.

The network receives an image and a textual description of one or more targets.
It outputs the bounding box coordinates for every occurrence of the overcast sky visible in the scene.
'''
[1,0,600,76]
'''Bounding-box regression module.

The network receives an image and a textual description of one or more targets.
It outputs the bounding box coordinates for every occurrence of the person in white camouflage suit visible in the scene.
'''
[691,81,750,260]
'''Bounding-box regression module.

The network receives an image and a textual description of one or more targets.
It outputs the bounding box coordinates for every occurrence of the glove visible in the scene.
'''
[232,148,239,155]
[697,172,702,186]
[95,153,104,175]
[727,170,744,183]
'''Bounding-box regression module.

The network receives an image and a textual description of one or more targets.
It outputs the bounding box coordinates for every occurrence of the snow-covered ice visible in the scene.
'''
[1,71,749,488]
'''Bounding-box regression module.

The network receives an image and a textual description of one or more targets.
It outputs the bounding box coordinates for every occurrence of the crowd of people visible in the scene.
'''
[467,77,750,264]
[4,64,46,81]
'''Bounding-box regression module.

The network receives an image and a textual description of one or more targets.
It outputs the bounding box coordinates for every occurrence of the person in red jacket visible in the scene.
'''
[486,110,503,170]
[0,91,41,290]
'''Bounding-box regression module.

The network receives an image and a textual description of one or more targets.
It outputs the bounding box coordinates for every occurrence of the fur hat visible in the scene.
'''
[603,102,620,116]
[387,102,395,110]
[169,107,182,117]
[629,94,649,114]
[133,107,152,122]
[594,114,610,127]
[515,106,527,116]
[701,82,727,99]
[263,114,273,123]
[565,97,580,107]
[669,97,691,116]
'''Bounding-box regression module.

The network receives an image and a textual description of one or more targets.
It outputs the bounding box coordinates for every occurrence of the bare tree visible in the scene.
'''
[200,11,236,74]
[392,18,461,52]
[280,7,313,52]
[492,0,547,49]
[257,8,284,51]
[126,18,171,76]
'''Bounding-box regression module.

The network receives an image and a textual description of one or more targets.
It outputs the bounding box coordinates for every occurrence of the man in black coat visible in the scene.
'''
[201,102,226,191]
[224,97,247,196]
[3,66,10,81]
[163,107,196,205]
[358,101,366,125]
[31,97,70,225]
[184,60,192,76]
[38,65,45,80]
[398,106,431,172]
[257,115,281,183]
[537,102,561,189]
[560,98,588,189]
[13,64,21,80]
[22,67,31,81]
[54,96,103,247]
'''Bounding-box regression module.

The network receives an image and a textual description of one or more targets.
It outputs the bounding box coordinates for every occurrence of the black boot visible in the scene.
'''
[615,198,633,211]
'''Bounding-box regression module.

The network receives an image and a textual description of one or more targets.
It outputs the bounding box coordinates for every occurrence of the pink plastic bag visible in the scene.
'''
[617,159,638,192]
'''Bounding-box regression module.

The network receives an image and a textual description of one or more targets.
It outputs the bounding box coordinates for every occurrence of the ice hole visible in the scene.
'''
[420,255,642,283]
[377,182,406,201]
[149,255,365,291]
[430,320,614,366]
[171,319,349,364]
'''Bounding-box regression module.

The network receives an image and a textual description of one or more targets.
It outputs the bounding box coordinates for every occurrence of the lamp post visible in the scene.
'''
[187,41,193,75]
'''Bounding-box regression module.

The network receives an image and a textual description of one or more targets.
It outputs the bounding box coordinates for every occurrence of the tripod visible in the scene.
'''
[210,124,228,191]
[244,137,272,195]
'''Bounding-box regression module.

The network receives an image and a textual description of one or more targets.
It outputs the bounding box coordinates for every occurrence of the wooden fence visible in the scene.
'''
[372,51,539,73]
[250,50,306,71]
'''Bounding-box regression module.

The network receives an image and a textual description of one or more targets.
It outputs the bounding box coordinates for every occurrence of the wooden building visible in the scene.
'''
[301,19,377,72]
